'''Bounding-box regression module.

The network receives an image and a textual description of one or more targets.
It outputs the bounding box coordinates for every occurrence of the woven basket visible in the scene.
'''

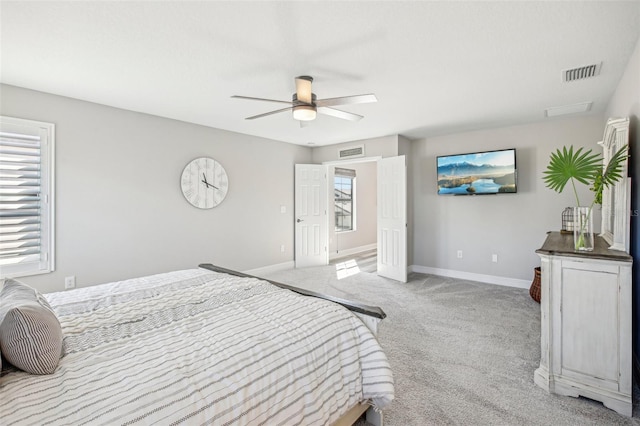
[529,267,541,303]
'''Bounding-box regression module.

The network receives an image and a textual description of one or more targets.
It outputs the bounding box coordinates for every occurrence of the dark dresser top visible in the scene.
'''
[536,231,632,262]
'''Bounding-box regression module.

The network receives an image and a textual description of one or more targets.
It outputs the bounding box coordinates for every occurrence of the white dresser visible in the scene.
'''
[535,232,633,416]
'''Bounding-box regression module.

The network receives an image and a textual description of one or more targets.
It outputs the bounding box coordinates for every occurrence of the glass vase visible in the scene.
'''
[573,206,594,251]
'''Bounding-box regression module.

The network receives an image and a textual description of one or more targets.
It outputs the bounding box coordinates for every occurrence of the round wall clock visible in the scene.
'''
[180,157,229,209]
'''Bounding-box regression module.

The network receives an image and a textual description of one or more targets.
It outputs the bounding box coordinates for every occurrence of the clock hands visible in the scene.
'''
[201,173,219,190]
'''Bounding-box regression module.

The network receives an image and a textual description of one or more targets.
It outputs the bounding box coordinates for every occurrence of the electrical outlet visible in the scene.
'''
[64,276,76,289]
[280,244,285,253]
[457,250,463,259]
[492,254,498,263]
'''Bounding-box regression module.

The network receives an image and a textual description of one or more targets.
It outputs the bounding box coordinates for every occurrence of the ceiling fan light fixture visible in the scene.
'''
[293,105,317,121]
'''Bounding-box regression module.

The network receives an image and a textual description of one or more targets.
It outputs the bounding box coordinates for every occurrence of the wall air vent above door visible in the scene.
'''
[563,62,602,82]
[338,145,365,159]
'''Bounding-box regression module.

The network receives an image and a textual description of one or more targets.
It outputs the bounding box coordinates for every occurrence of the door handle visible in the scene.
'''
[297,219,304,223]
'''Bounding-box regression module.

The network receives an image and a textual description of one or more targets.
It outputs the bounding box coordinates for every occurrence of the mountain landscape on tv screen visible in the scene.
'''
[437,160,516,194]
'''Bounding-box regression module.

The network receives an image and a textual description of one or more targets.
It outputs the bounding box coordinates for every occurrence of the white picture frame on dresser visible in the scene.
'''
[598,117,630,253]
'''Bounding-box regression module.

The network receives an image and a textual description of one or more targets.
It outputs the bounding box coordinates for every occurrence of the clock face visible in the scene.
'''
[180,157,229,209]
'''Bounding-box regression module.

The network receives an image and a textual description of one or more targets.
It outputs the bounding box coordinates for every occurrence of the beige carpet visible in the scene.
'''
[262,264,639,426]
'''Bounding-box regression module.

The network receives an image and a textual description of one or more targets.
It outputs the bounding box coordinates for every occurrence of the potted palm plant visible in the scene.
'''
[543,144,628,251]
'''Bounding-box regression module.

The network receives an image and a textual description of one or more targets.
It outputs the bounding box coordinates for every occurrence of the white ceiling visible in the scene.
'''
[1,1,639,146]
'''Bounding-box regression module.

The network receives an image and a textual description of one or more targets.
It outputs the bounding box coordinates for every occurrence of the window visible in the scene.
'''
[334,167,355,232]
[0,116,55,278]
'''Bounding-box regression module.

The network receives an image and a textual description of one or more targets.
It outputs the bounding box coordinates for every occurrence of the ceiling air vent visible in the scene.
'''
[563,62,602,82]
[338,145,365,159]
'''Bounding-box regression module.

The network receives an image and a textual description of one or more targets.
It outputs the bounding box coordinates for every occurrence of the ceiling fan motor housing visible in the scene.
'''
[292,93,317,106]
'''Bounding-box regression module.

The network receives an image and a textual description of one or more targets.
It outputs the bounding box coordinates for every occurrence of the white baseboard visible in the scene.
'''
[409,265,531,289]
[329,243,377,260]
[244,261,295,276]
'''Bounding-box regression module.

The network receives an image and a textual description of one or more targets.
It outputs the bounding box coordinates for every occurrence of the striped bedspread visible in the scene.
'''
[0,269,394,425]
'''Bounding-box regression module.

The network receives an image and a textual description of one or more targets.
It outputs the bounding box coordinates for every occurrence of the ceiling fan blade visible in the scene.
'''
[315,94,377,107]
[318,106,363,121]
[295,76,313,104]
[245,107,293,120]
[232,95,292,105]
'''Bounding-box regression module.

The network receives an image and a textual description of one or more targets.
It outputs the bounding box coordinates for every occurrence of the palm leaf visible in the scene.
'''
[591,144,628,204]
[543,146,601,193]
[601,144,628,187]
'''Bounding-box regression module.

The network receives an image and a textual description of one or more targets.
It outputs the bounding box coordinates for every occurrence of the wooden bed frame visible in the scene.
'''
[199,264,387,426]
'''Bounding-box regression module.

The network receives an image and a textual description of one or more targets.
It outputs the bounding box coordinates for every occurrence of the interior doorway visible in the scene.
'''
[325,157,379,276]
[295,155,407,282]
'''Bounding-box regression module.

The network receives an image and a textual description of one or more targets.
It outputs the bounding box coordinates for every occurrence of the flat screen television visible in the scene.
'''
[437,148,517,195]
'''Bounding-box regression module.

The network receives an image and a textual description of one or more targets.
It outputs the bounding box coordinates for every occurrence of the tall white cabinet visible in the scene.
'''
[535,232,632,416]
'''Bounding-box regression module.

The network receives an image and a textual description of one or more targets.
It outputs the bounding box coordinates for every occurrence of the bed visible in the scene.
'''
[0,264,394,425]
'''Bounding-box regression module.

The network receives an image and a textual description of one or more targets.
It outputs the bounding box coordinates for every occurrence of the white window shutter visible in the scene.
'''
[0,116,54,278]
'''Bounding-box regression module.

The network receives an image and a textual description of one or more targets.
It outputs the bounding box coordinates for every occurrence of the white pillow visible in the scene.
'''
[0,278,63,374]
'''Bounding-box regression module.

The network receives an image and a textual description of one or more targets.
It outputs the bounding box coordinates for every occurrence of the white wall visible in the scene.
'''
[410,115,606,283]
[606,36,640,121]
[0,84,311,293]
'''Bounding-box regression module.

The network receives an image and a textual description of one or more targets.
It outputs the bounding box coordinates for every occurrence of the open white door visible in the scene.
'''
[295,164,328,268]
[377,156,407,282]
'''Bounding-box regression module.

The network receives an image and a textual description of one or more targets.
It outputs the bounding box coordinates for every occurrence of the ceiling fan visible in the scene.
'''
[232,76,377,122]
